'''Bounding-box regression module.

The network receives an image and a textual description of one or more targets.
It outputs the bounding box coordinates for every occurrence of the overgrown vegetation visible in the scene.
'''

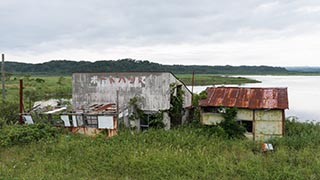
[128,96,144,122]
[0,123,62,147]
[0,101,20,127]
[129,96,165,129]
[270,118,320,150]
[169,83,184,127]
[219,107,246,139]
[1,120,320,179]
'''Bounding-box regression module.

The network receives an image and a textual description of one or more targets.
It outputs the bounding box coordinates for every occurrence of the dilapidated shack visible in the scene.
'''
[72,72,192,130]
[199,87,289,140]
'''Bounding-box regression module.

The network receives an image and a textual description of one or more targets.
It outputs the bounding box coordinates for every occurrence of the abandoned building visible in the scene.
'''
[199,87,289,140]
[23,102,118,137]
[72,72,192,130]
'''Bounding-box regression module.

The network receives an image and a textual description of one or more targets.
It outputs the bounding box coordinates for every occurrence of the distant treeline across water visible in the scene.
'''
[4,59,289,75]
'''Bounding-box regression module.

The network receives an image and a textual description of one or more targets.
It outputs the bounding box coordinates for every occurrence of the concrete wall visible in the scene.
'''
[254,109,283,141]
[200,108,284,141]
[201,109,253,125]
[201,112,224,125]
[72,72,192,112]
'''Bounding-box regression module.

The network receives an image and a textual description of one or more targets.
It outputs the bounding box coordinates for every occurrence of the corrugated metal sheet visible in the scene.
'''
[87,103,116,114]
[199,87,288,109]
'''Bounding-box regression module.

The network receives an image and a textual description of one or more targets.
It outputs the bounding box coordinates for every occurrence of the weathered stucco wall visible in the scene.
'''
[237,109,253,121]
[201,109,253,125]
[201,112,224,125]
[200,108,284,140]
[254,110,283,141]
[73,72,191,111]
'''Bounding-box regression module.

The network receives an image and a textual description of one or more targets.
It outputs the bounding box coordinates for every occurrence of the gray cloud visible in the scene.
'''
[1,0,320,65]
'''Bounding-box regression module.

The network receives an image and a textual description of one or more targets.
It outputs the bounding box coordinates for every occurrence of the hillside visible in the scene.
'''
[4,59,288,75]
[286,66,320,72]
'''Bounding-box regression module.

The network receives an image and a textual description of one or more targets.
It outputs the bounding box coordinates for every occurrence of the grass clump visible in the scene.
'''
[0,123,62,147]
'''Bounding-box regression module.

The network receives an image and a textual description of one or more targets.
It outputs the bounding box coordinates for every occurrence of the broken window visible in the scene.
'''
[71,115,84,127]
[237,120,253,133]
[139,112,164,130]
[203,107,226,113]
[86,115,98,128]
[203,107,215,113]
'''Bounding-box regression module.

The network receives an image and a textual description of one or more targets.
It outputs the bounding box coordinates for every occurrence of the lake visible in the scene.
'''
[189,76,320,122]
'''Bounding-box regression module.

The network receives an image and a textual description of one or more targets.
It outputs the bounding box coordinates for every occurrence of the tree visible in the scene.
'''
[219,107,245,139]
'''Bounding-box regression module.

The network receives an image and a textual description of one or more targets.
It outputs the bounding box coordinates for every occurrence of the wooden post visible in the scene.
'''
[282,109,285,136]
[252,110,255,141]
[191,71,195,94]
[1,54,5,103]
[19,80,24,124]
[116,90,120,128]
[191,71,195,104]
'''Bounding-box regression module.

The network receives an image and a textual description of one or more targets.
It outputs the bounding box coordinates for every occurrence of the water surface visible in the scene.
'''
[189,76,320,122]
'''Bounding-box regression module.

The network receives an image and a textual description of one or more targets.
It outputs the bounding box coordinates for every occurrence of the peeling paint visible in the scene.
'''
[73,72,192,111]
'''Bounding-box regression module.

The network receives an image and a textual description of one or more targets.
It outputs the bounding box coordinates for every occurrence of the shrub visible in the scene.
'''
[219,107,245,139]
[0,123,62,147]
[270,119,320,150]
[0,101,20,125]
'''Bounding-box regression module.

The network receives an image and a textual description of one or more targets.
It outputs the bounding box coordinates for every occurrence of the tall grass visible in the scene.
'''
[1,120,320,179]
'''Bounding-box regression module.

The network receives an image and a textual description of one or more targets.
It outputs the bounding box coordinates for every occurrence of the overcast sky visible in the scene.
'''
[1,0,320,66]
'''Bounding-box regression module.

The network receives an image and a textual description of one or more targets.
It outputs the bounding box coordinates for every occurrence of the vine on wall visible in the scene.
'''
[169,83,184,127]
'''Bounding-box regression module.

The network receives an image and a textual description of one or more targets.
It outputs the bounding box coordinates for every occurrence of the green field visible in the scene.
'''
[176,74,261,86]
[2,75,71,107]
[1,120,320,179]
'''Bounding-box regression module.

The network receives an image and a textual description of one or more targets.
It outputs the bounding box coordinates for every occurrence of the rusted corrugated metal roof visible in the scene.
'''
[199,87,288,109]
[78,103,117,114]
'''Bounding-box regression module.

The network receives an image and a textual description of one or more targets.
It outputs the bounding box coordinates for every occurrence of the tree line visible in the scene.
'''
[4,59,288,75]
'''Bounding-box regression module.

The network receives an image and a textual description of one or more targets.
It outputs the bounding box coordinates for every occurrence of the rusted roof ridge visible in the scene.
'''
[200,87,288,109]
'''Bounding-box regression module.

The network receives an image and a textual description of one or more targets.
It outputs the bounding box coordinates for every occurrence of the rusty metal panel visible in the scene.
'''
[201,112,224,125]
[199,87,288,110]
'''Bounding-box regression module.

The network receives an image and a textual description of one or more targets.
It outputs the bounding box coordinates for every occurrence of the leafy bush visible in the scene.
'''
[270,119,320,150]
[219,107,245,139]
[169,83,184,126]
[0,101,20,125]
[0,123,62,147]
[148,111,165,129]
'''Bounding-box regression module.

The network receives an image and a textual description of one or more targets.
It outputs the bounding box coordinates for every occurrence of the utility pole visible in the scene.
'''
[191,71,195,105]
[19,80,24,124]
[1,54,5,103]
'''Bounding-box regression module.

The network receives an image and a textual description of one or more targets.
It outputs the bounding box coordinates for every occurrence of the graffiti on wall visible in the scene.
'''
[90,75,146,87]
